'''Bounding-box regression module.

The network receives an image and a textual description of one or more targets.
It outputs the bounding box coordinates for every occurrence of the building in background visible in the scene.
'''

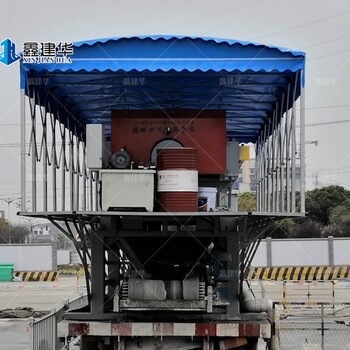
[29,223,62,245]
[237,158,256,193]
[236,156,301,195]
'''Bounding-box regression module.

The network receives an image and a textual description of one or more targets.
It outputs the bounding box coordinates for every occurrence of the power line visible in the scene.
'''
[296,119,350,128]
[306,104,350,111]
[252,9,350,40]
[300,33,350,49]
[308,48,350,60]
[155,0,267,33]
[0,124,40,126]
[305,119,350,128]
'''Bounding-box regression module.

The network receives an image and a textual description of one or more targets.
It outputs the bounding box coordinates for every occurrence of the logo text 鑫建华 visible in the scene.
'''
[22,41,74,64]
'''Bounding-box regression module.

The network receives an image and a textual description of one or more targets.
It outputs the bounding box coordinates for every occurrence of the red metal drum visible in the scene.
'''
[157,148,198,212]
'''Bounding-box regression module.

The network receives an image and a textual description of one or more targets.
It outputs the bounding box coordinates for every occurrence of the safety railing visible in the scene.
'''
[28,307,63,350]
[282,280,336,306]
[249,280,339,309]
[28,294,88,350]
[68,293,88,310]
[272,302,350,350]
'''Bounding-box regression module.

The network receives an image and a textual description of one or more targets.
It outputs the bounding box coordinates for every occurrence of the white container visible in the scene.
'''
[198,187,217,211]
[100,169,155,211]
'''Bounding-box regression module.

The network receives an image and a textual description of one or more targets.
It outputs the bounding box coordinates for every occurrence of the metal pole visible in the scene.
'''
[69,131,74,211]
[260,135,265,212]
[50,106,57,212]
[82,144,87,211]
[300,72,306,213]
[321,304,325,350]
[268,110,275,212]
[61,129,66,212]
[271,304,277,350]
[277,94,284,212]
[95,171,99,210]
[282,281,287,305]
[263,124,268,212]
[280,84,290,213]
[42,107,48,212]
[271,104,278,212]
[51,308,57,350]
[28,316,34,350]
[291,74,298,213]
[31,99,37,212]
[285,84,291,213]
[8,201,11,243]
[258,140,262,212]
[256,136,261,212]
[90,171,93,211]
[20,89,26,212]
[75,133,80,212]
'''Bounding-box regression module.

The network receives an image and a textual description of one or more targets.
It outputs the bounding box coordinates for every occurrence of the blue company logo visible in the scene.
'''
[0,38,21,66]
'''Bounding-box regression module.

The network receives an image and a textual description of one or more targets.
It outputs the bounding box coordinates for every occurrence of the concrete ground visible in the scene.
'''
[1,278,350,349]
[0,276,82,350]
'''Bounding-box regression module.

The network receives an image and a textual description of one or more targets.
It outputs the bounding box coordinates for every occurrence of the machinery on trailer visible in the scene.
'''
[19,35,305,349]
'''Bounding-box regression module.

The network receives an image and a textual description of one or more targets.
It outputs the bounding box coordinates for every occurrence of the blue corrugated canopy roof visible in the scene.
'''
[20,35,305,143]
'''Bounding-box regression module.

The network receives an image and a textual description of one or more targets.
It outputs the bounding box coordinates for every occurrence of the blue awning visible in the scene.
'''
[20,35,305,143]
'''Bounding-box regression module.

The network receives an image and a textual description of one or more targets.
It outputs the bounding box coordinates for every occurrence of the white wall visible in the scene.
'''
[271,239,328,266]
[334,239,350,265]
[57,250,70,265]
[0,244,53,271]
[251,238,331,267]
[251,241,267,266]
[71,249,91,265]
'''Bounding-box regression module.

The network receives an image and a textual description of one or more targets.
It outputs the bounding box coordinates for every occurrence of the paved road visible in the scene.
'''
[0,276,82,350]
[1,278,350,349]
[0,276,83,310]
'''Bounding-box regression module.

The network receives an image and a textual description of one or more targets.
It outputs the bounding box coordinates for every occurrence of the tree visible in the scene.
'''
[0,219,9,243]
[292,219,323,238]
[329,203,350,235]
[0,220,30,243]
[10,224,29,243]
[305,186,350,225]
[269,218,295,238]
[57,233,71,249]
[321,223,344,238]
[238,192,256,212]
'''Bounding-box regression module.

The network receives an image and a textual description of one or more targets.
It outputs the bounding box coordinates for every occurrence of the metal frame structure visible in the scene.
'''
[19,72,305,216]
[21,210,302,321]
[19,36,305,216]
[21,82,98,214]
[255,70,305,213]
[18,37,306,342]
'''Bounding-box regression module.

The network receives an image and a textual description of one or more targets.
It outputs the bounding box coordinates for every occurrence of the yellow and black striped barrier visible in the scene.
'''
[247,266,350,281]
[13,271,59,282]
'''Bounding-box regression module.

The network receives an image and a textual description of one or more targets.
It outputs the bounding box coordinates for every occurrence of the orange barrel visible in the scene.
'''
[157,148,198,212]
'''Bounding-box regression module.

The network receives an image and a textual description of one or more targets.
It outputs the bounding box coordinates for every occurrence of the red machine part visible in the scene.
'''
[110,109,227,175]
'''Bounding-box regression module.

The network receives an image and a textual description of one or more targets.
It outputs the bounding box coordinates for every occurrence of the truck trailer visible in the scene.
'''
[19,35,306,349]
